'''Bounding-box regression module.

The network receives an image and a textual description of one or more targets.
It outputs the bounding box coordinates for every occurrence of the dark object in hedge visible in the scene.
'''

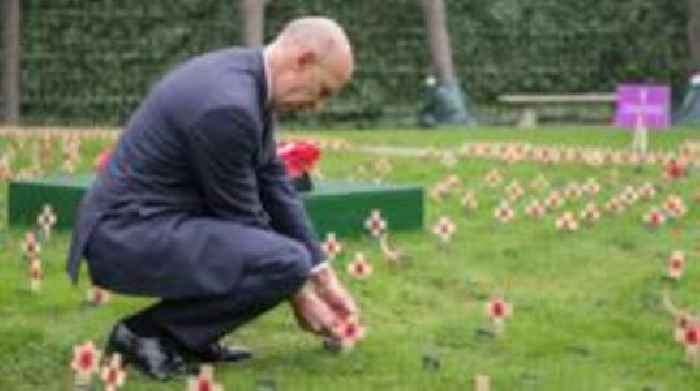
[419,77,478,128]
[673,75,700,125]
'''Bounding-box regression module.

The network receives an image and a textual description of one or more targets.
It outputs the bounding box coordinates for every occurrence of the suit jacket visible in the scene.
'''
[66,48,324,289]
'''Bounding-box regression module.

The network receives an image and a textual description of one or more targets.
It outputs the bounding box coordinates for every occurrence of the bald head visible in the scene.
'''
[266,17,354,113]
[274,17,353,76]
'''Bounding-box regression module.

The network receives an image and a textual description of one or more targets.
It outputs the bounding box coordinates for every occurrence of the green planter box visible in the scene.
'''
[8,175,423,238]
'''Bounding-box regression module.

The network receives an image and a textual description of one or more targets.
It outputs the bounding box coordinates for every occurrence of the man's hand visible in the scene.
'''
[290,283,339,338]
[309,266,359,322]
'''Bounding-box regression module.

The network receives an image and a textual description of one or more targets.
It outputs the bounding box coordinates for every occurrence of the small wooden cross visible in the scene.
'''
[21,231,41,260]
[364,209,387,239]
[36,204,58,242]
[379,234,406,266]
[29,257,42,293]
[474,374,491,391]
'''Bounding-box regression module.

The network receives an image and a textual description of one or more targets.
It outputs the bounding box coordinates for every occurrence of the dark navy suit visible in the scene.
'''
[66,48,324,350]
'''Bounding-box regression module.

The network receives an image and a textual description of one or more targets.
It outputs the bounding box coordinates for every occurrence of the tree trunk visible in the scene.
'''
[421,0,456,84]
[240,0,265,47]
[673,0,700,124]
[2,0,20,124]
[690,0,700,72]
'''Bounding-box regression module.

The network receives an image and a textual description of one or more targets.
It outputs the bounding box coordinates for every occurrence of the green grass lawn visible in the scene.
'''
[1,126,700,390]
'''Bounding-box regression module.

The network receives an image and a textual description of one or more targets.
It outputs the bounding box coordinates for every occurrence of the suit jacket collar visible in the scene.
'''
[251,48,272,115]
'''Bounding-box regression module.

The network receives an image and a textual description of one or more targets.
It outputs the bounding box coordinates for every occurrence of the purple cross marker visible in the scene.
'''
[614,84,671,130]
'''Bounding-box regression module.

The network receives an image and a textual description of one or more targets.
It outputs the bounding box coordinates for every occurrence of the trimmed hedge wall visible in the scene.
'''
[12,0,690,126]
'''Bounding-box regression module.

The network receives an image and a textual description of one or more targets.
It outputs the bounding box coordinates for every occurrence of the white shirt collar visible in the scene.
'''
[262,46,273,105]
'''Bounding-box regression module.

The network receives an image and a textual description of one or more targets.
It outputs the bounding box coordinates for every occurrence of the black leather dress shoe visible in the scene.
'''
[189,343,253,363]
[106,323,190,381]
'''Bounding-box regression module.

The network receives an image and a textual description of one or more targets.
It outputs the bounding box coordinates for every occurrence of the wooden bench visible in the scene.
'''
[498,93,617,128]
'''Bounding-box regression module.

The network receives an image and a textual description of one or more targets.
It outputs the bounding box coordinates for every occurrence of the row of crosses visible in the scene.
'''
[21,205,57,293]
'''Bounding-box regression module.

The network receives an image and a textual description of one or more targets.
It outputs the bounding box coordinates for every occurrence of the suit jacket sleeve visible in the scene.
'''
[257,142,325,267]
[187,108,263,222]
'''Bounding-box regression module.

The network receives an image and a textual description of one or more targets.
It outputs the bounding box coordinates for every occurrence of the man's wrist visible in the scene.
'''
[309,262,338,288]
[310,261,330,276]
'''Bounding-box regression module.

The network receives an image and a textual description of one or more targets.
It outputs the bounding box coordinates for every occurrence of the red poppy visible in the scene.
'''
[95,149,112,172]
[485,297,513,336]
[525,199,546,219]
[668,251,686,280]
[331,319,367,349]
[643,208,666,229]
[663,195,687,218]
[187,365,223,391]
[321,232,344,261]
[685,327,700,345]
[483,169,503,187]
[277,141,321,178]
[433,216,457,242]
[492,301,506,317]
[347,252,373,279]
[486,298,512,321]
[429,183,450,203]
[665,159,687,180]
[494,202,515,223]
[100,354,126,391]
[505,180,525,202]
[544,191,564,210]
[683,325,700,367]
[71,341,102,381]
[555,212,579,232]
[579,203,600,225]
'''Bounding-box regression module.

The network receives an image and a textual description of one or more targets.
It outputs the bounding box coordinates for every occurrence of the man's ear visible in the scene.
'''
[297,49,316,69]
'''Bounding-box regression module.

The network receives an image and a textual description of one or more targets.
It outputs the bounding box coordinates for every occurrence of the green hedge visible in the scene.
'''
[13,0,689,126]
